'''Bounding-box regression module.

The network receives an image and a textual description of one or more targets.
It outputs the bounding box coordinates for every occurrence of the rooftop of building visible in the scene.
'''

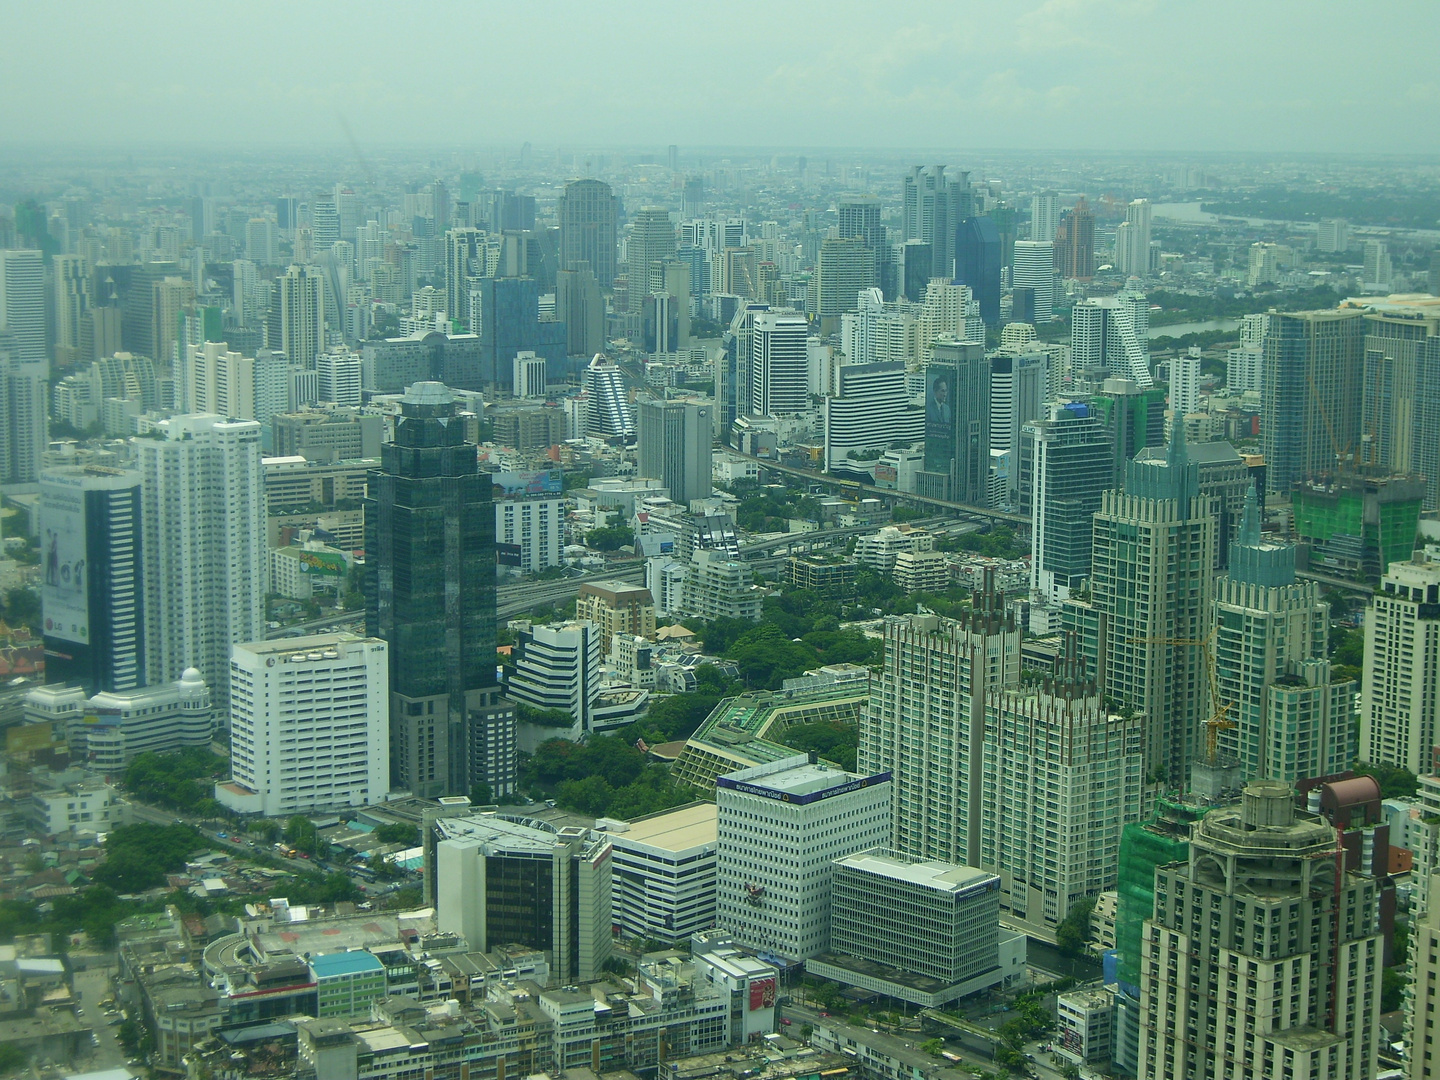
[1135,440,1242,466]
[721,755,885,799]
[833,850,999,895]
[599,801,716,853]
[433,812,607,859]
[232,632,380,659]
[310,950,385,978]
[578,580,655,604]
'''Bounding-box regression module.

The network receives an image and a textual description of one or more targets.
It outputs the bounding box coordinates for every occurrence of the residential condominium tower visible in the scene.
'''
[1360,556,1440,774]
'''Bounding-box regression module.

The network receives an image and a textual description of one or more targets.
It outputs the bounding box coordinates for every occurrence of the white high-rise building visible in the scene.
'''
[1010,240,1055,322]
[218,633,389,818]
[280,264,325,369]
[1360,557,1440,774]
[583,354,634,438]
[1363,241,1393,290]
[1118,199,1152,277]
[715,753,891,962]
[52,254,92,361]
[496,496,564,574]
[750,310,808,416]
[513,351,547,398]
[1071,297,1152,387]
[0,249,46,363]
[504,621,602,746]
[135,414,265,708]
[316,351,362,406]
[637,398,713,506]
[1226,344,1263,393]
[0,351,47,487]
[1169,351,1202,418]
[1030,191,1060,243]
[1317,218,1350,253]
[822,361,924,471]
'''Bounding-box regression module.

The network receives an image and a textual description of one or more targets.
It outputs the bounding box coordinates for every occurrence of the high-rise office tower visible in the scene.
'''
[1261,309,1365,494]
[1025,403,1112,601]
[1358,304,1440,493]
[555,266,604,357]
[0,349,47,488]
[310,199,340,251]
[52,254,92,366]
[245,218,277,266]
[902,165,973,278]
[1053,197,1095,281]
[1363,240,1393,289]
[219,633,390,818]
[444,227,486,329]
[920,337,989,504]
[39,467,145,694]
[626,207,675,313]
[512,351,547,399]
[557,179,618,288]
[862,587,1019,868]
[749,309,808,416]
[1317,218,1350,253]
[152,275,194,370]
[1360,556,1440,773]
[814,236,876,332]
[1213,488,1352,783]
[1139,781,1380,1080]
[715,753,891,963]
[474,275,566,394]
[1117,198,1152,277]
[135,414,265,708]
[637,399,712,507]
[981,643,1145,933]
[333,185,360,244]
[0,248,46,364]
[988,351,1046,455]
[279,264,325,369]
[1093,376,1166,489]
[1010,240,1055,322]
[953,216,1002,325]
[893,239,933,302]
[1071,297,1152,386]
[822,361,925,471]
[1029,191,1059,243]
[365,382,508,798]
[316,352,362,406]
[1169,350,1202,418]
[1090,420,1217,784]
[583,354,634,439]
[837,196,885,293]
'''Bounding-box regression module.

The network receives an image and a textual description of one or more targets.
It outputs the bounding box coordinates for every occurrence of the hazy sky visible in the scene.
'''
[5,0,1438,155]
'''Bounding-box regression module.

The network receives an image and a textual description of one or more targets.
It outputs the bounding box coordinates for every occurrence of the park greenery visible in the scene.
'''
[92,822,207,892]
[372,822,421,846]
[586,525,633,551]
[1353,762,1419,800]
[523,734,694,819]
[1201,187,1440,231]
[123,748,229,816]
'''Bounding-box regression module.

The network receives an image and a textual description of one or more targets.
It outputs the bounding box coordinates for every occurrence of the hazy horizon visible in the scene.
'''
[5,0,1439,156]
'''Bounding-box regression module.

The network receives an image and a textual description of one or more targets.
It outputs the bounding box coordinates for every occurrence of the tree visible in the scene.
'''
[372,822,420,846]
[517,703,576,728]
[1354,762,1419,799]
[469,781,494,806]
[92,823,206,892]
[586,526,632,551]
[1382,966,1409,1012]
[1055,896,1096,957]
[918,1039,944,1056]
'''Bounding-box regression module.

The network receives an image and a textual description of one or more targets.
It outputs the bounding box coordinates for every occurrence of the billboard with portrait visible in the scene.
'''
[924,363,957,474]
[40,483,89,645]
[492,469,564,497]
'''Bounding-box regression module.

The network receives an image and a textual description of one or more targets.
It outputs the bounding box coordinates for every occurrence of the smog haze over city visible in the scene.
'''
[3,3,1440,1080]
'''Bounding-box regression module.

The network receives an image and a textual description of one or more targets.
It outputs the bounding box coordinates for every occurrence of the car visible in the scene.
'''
[216,832,228,839]
[780,1018,792,1026]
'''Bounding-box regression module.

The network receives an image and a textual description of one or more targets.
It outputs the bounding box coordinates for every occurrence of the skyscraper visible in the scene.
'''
[1360,556,1440,773]
[279,264,325,369]
[626,207,676,314]
[814,236,876,333]
[1071,297,1152,386]
[1025,403,1112,601]
[583,354,633,439]
[557,179,618,288]
[1214,488,1352,783]
[555,266,604,357]
[749,309,808,416]
[1029,191,1059,243]
[953,216,1002,326]
[365,382,507,798]
[135,414,265,708]
[1169,350,1202,418]
[920,337,989,504]
[39,467,145,695]
[1010,240,1055,322]
[1117,198,1152,277]
[1261,309,1365,494]
[637,399,713,506]
[1089,420,1217,784]
[1138,781,1380,1079]
[902,165,972,278]
[0,348,47,487]
[837,196,885,292]
[444,227,486,329]
[0,248,46,363]
[862,589,1019,868]
[1093,376,1166,489]
[822,360,924,471]
[52,254,92,366]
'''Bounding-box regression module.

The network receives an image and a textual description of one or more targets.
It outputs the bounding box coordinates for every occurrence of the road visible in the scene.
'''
[265,613,363,640]
[496,563,646,619]
[73,967,127,1072]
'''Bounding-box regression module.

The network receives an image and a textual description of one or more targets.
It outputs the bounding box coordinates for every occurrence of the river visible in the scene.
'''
[1148,318,1243,338]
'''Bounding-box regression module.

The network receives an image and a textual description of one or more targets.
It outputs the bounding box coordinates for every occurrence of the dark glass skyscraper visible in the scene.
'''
[953,216,1002,326]
[365,382,513,798]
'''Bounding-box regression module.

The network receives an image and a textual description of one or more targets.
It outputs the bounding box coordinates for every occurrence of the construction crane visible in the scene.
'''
[1126,633,1235,765]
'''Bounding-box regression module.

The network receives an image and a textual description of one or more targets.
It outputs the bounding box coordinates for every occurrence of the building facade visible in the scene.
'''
[1361,557,1440,773]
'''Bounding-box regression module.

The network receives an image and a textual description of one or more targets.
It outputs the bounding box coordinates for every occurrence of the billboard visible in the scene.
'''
[924,363,957,474]
[749,977,777,1011]
[492,469,563,497]
[40,483,89,645]
[296,549,348,575]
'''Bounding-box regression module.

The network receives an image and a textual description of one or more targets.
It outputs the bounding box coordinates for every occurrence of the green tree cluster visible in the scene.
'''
[123,748,229,815]
[1055,896,1096,957]
[1354,762,1419,799]
[517,702,576,727]
[92,823,206,892]
[372,822,420,846]
[586,526,632,551]
[524,735,692,819]
[284,815,328,857]
[782,721,859,771]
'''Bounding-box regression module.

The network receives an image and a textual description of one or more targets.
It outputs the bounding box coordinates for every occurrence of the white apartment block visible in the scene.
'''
[496,496,565,574]
[602,801,718,944]
[218,634,389,817]
[715,754,891,962]
[1361,557,1440,774]
[678,549,763,622]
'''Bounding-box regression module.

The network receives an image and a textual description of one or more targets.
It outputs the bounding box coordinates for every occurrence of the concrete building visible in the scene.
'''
[750,310,809,417]
[434,813,613,983]
[1138,781,1381,1079]
[0,349,47,488]
[496,495,565,574]
[891,549,949,592]
[678,549,763,622]
[279,264,325,369]
[808,849,1026,1007]
[1024,403,1111,601]
[715,754,891,963]
[217,634,389,818]
[1170,350,1202,420]
[505,621,602,744]
[815,237,876,334]
[583,354,634,438]
[861,591,1019,869]
[136,414,265,708]
[604,801,718,944]
[513,350,547,398]
[25,668,212,772]
[28,776,120,835]
[0,248,46,363]
[1406,872,1440,1080]
[822,361,924,472]
[981,648,1146,933]
[1010,240,1055,322]
[1071,297,1152,387]
[575,581,657,645]
[627,207,676,314]
[854,526,936,574]
[310,952,387,1019]
[638,399,713,506]
[919,336,990,504]
[1361,556,1440,773]
[1055,987,1116,1068]
[557,178,618,289]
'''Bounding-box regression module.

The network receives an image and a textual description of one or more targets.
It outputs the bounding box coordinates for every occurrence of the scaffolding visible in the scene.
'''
[1113,796,1208,989]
